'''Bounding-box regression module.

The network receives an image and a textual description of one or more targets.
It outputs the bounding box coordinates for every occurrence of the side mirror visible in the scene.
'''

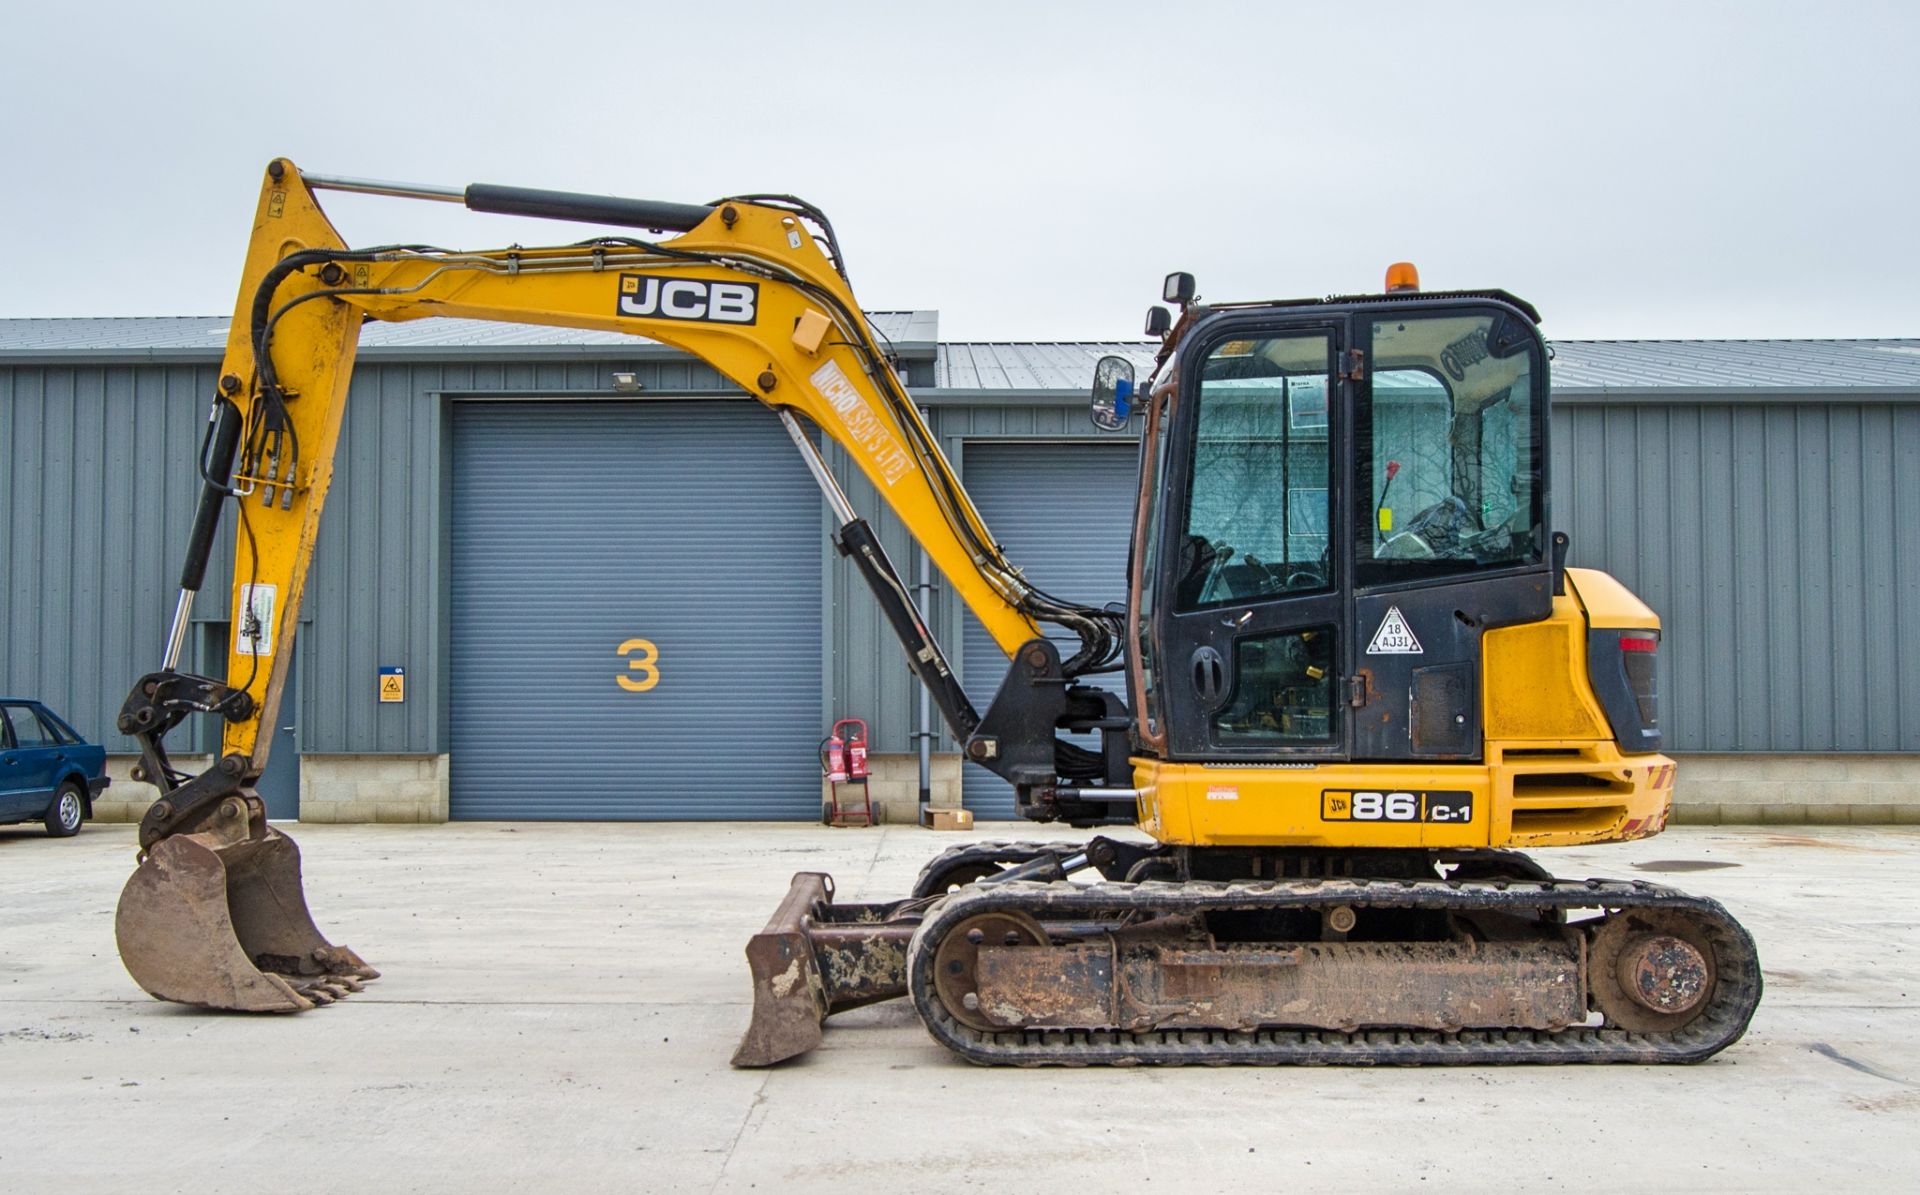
[1144,306,1172,338]
[1163,271,1196,305]
[1090,355,1136,432]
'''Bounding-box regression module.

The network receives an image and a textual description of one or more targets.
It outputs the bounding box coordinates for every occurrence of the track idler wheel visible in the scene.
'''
[1589,908,1716,1032]
[116,811,376,1012]
[929,910,1048,1032]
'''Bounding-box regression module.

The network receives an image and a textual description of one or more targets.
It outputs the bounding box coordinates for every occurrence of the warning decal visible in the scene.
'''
[1366,606,1423,655]
[235,583,276,657]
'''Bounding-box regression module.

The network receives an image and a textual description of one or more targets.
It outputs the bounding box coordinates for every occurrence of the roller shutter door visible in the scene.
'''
[961,441,1139,818]
[450,401,821,820]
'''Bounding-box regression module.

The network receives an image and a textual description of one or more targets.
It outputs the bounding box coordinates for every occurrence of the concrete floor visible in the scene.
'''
[1,820,1915,1193]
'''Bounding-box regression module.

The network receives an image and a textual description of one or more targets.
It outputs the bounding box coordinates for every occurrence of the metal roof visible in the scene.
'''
[934,339,1920,397]
[934,342,1160,393]
[0,310,939,362]
[1547,339,1920,393]
[4,314,1919,396]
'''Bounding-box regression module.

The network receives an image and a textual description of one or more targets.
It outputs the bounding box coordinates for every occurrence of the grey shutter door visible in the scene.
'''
[960,441,1139,818]
[450,401,822,820]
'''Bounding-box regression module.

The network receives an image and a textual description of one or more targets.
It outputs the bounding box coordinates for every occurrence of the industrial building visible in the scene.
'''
[3,315,1917,824]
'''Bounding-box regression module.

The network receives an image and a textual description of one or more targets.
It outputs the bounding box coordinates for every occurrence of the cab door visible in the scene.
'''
[1148,320,1352,762]
[1349,303,1552,760]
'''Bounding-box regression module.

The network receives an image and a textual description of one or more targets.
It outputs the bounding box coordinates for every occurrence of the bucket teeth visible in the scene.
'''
[116,826,375,1012]
[285,975,360,1004]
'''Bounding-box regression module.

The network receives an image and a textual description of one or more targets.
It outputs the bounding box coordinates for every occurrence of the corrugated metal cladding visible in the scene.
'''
[1552,398,1920,752]
[448,402,821,819]
[821,404,1143,759]
[0,356,743,758]
[1,362,237,752]
[957,442,1139,817]
[5,326,1920,827]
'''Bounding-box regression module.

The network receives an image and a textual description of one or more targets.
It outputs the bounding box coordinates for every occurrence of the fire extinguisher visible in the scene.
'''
[821,728,848,783]
[841,719,869,780]
[821,719,869,783]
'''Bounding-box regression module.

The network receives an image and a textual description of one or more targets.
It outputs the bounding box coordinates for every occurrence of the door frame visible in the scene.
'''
[1149,315,1355,763]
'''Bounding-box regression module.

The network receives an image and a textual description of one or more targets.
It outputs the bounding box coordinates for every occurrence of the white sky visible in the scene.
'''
[4,0,1916,341]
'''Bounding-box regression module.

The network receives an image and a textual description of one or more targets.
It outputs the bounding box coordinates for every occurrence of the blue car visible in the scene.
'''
[0,699,109,836]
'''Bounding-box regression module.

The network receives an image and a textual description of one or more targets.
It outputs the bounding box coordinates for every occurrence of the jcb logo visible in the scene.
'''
[616,275,758,324]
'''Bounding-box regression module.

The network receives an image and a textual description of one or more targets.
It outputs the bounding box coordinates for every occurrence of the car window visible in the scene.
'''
[3,705,54,749]
[34,709,80,745]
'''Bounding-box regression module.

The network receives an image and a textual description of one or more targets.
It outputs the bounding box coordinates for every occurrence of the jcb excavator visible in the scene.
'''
[116,160,1760,1067]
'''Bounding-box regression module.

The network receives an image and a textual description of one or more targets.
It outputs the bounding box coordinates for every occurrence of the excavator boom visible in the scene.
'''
[115,160,1125,1013]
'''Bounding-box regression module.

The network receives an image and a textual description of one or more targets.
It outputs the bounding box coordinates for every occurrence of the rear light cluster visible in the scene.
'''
[1587,629,1662,754]
[1620,635,1659,729]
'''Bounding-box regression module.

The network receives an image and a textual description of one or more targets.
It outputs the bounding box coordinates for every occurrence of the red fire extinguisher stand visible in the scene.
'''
[819,718,874,827]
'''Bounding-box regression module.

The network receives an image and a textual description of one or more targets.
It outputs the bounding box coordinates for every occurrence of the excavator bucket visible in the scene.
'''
[732,872,919,1067]
[115,825,376,1012]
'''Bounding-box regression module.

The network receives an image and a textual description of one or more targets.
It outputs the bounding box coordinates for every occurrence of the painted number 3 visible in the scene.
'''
[616,638,661,692]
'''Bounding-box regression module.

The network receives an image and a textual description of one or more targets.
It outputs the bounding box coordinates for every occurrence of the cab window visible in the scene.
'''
[1176,331,1334,611]
[1359,311,1543,584]
[1133,387,1173,736]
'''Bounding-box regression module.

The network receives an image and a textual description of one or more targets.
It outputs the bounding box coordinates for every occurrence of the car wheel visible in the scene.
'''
[44,781,85,837]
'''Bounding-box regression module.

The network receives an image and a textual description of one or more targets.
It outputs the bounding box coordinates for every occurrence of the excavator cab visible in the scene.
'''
[735,277,1753,1068]
[1130,289,1551,772]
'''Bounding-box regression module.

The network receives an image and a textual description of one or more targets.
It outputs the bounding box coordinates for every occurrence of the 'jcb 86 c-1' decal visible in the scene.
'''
[616,275,759,323]
[1321,789,1474,823]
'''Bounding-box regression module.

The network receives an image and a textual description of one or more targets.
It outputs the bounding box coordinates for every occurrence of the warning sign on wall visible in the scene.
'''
[379,666,406,703]
[1366,607,1423,655]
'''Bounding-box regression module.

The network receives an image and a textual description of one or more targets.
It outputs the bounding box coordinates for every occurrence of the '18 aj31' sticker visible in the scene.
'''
[1366,605,1422,654]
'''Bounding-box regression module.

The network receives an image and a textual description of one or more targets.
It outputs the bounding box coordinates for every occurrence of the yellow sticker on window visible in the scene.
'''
[1378,508,1394,532]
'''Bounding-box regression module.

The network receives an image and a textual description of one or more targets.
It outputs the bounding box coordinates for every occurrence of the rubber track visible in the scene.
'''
[906,877,1761,1067]
[910,841,1088,898]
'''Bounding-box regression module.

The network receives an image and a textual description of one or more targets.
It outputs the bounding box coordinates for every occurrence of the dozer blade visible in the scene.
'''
[732,872,919,1068]
[116,826,377,1012]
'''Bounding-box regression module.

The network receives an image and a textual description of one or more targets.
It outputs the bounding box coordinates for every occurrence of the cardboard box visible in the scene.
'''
[927,807,974,831]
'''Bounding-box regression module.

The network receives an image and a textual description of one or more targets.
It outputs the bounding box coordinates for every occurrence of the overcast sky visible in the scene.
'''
[4,1,1916,342]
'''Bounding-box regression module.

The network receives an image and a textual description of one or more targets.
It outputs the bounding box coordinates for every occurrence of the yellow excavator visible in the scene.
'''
[116,160,1759,1066]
